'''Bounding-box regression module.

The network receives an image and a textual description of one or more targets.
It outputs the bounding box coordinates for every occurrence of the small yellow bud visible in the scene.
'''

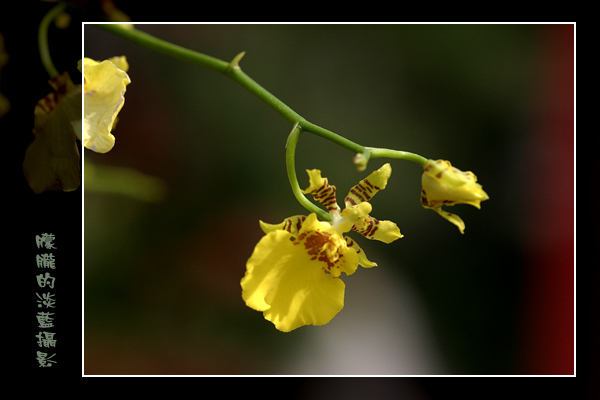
[421,159,489,233]
[353,152,369,171]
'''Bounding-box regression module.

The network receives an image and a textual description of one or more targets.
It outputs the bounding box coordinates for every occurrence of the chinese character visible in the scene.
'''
[36,331,57,348]
[36,233,56,249]
[36,292,56,308]
[36,311,55,328]
[36,272,55,289]
[36,253,56,269]
[36,351,57,367]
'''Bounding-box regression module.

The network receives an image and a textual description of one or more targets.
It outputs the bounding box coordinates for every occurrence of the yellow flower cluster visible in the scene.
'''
[241,164,402,332]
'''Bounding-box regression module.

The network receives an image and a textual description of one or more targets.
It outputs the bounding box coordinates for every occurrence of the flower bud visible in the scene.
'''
[421,159,488,233]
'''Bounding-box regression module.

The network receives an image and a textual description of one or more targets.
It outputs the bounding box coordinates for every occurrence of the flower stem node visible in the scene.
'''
[420,159,489,234]
[228,51,246,72]
[241,163,402,332]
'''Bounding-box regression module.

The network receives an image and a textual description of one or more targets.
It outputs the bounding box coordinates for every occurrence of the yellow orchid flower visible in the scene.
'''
[241,163,402,332]
[23,72,81,194]
[23,56,130,193]
[80,56,130,153]
[420,159,489,233]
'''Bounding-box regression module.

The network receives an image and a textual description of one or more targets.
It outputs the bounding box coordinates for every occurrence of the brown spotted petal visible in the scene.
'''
[340,202,403,244]
[259,215,307,235]
[421,159,488,208]
[344,163,392,208]
[302,168,341,213]
[340,164,402,243]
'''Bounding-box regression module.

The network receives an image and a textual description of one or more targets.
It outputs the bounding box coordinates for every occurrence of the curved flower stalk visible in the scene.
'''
[241,163,402,332]
[420,159,489,233]
[81,56,130,153]
[88,25,491,332]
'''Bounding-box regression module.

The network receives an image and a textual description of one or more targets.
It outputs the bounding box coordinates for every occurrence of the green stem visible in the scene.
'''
[300,121,365,154]
[368,147,428,166]
[94,24,430,214]
[39,1,67,78]
[97,24,305,124]
[95,24,369,150]
[286,124,331,221]
[94,25,429,167]
[98,24,228,73]
[233,68,305,124]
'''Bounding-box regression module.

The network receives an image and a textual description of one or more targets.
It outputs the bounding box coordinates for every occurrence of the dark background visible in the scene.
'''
[82,23,574,376]
[3,2,82,376]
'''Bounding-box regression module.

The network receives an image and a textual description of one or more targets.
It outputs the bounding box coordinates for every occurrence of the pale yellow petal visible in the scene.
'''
[345,236,377,268]
[83,57,130,153]
[370,219,403,243]
[107,56,129,72]
[424,204,466,234]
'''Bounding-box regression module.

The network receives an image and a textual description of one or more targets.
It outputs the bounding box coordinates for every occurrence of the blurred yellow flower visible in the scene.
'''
[420,159,489,233]
[241,164,402,332]
[23,72,81,194]
[80,56,130,153]
[0,31,9,118]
